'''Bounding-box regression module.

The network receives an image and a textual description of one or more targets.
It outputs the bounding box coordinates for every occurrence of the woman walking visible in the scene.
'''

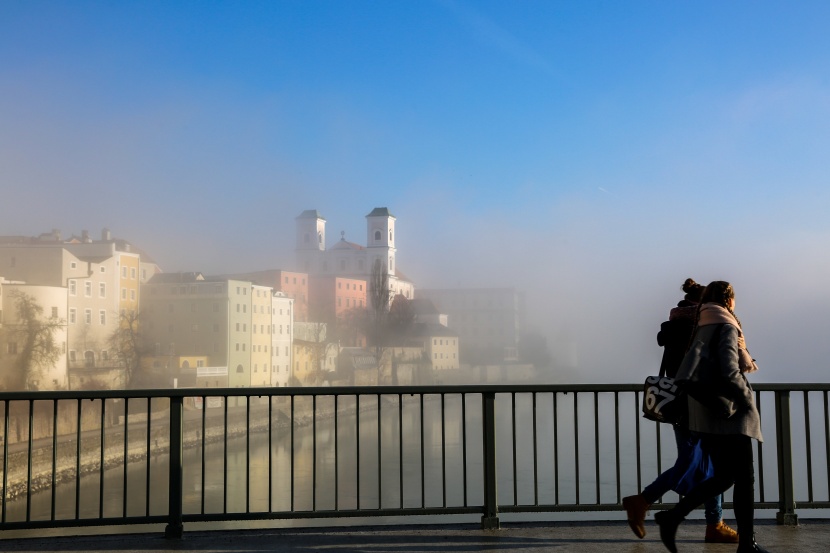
[623,279,737,543]
[654,281,768,553]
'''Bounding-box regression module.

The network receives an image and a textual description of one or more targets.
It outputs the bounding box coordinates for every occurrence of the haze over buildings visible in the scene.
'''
[3,2,830,382]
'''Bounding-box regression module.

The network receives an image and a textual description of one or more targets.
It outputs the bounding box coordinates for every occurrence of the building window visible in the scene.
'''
[122,288,127,300]
[99,310,106,325]
[99,283,106,297]
[131,267,137,279]
[69,308,76,323]
[68,280,76,296]
[130,289,136,301]
[84,309,92,324]
[374,230,381,241]
[70,262,77,269]
[122,267,127,278]
[69,350,76,362]
[51,306,58,318]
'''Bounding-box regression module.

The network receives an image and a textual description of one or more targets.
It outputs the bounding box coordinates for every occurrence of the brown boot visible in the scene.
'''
[705,520,739,543]
[622,494,650,538]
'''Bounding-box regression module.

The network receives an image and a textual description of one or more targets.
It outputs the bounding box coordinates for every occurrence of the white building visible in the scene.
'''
[271,292,293,387]
[295,207,415,301]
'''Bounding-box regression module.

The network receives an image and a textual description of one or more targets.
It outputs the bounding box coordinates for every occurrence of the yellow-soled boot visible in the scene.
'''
[705,520,739,543]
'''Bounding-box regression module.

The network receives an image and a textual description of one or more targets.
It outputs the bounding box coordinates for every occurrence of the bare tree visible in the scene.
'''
[6,291,65,390]
[108,310,149,388]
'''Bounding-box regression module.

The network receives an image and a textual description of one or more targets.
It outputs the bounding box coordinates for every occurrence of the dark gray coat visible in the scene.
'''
[681,323,763,442]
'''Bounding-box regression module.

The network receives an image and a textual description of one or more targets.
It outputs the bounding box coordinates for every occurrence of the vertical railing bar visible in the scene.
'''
[223,395,228,515]
[634,390,642,493]
[356,394,360,511]
[573,392,580,505]
[98,398,105,520]
[334,395,339,511]
[614,392,621,503]
[462,393,468,508]
[26,399,34,522]
[246,396,251,514]
[164,396,184,539]
[481,391,498,529]
[51,399,59,521]
[594,391,601,505]
[377,394,382,510]
[441,393,447,508]
[2,400,9,523]
[532,393,539,506]
[420,394,425,509]
[313,395,317,512]
[0,399,11,524]
[775,390,797,524]
[268,395,273,513]
[553,393,559,505]
[825,391,830,498]
[757,391,765,503]
[512,392,518,506]
[804,391,813,502]
[123,397,129,518]
[145,398,151,518]
[823,391,830,495]
[398,393,403,510]
[290,394,295,512]
[201,395,207,516]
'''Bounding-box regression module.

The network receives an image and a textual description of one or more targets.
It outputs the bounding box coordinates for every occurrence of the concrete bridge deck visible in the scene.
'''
[0,519,826,552]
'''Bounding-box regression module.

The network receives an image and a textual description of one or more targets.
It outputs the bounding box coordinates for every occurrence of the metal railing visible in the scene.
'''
[1,383,828,537]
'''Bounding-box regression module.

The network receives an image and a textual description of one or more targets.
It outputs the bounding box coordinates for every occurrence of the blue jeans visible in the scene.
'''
[641,426,722,524]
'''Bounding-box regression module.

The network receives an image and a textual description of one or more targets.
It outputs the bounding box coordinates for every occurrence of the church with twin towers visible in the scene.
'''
[295,207,415,302]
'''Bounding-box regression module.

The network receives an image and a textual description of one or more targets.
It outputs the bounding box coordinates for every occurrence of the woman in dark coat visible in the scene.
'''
[623,279,737,543]
[655,281,768,553]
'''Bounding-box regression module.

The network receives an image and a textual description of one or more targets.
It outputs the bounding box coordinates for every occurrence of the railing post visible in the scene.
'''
[165,396,184,539]
[774,390,798,525]
[481,391,499,529]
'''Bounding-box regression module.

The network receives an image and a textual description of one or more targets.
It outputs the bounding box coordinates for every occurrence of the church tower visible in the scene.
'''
[365,207,396,277]
[295,210,326,274]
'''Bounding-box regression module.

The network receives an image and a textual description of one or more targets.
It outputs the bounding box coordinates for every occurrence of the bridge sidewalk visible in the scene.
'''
[1,519,827,552]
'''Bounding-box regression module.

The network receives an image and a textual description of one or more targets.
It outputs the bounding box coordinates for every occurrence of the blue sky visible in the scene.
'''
[3,1,830,381]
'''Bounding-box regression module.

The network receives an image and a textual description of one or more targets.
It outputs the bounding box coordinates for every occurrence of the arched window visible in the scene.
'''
[84,350,95,368]
[236,365,244,373]
[318,232,323,244]
[374,230,381,241]
[181,360,190,369]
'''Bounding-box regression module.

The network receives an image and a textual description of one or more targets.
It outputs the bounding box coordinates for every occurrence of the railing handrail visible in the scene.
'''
[3,382,829,401]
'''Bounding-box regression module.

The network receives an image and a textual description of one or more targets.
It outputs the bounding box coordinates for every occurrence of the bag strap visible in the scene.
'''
[657,322,669,379]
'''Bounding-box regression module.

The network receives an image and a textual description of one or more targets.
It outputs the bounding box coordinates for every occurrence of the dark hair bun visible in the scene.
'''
[682,278,699,293]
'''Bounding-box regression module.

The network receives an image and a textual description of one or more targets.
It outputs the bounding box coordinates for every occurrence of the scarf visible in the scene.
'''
[698,303,758,373]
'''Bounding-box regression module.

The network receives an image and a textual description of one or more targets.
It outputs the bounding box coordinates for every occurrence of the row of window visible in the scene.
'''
[337,282,364,291]
[69,308,107,325]
[337,298,364,308]
[432,339,457,346]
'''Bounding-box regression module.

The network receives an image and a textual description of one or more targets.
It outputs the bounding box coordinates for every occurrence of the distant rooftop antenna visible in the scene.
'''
[341,231,345,241]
